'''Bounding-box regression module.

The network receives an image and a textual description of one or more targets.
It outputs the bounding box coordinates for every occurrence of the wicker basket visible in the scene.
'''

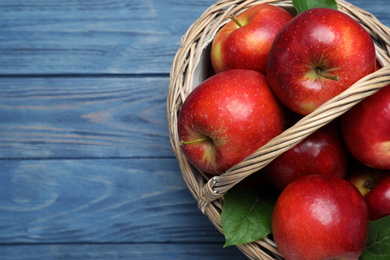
[167,0,390,259]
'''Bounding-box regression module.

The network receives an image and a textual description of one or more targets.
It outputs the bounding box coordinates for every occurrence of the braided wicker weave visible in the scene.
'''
[167,0,390,259]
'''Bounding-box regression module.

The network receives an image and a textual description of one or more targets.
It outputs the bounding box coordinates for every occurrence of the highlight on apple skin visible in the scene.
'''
[266,7,376,115]
[341,84,390,170]
[211,4,293,74]
[177,69,285,175]
[272,174,369,260]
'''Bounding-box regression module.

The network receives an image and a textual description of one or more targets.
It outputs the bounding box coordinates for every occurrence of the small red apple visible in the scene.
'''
[264,122,349,191]
[210,4,293,74]
[272,174,369,260]
[365,175,390,221]
[266,7,376,115]
[177,69,285,175]
[346,164,383,197]
[341,83,390,170]
[346,165,390,221]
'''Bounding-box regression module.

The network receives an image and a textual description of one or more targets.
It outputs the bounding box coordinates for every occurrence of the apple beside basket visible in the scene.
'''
[167,0,390,259]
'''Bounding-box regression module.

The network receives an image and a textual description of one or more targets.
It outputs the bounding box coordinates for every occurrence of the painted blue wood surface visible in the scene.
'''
[0,159,226,243]
[0,244,247,260]
[0,0,216,75]
[0,77,172,158]
[0,0,389,259]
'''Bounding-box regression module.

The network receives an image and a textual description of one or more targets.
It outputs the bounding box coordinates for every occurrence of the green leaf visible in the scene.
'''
[292,0,338,14]
[361,215,390,260]
[221,184,276,247]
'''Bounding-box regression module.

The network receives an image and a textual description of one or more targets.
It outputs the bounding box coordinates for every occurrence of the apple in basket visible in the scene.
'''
[210,4,293,74]
[346,164,384,197]
[272,174,369,260]
[266,7,376,115]
[177,69,285,175]
[341,84,390,170]
[365,175,390,221]
[264,121,350,191]
[347,165,390,221]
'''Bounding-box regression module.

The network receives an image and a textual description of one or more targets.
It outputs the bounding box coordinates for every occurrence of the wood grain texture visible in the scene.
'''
[0,243,247,260]
[0,158,226,244]
[0,0,216,75]
[0,76,172,159]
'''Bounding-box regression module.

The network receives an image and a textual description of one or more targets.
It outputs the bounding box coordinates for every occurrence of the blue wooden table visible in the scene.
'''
[0,1,389,259]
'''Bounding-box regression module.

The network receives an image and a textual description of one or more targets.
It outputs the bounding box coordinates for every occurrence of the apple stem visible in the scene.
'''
[180,137,209,146]
[229,15,243,27]
[316,68,340,81]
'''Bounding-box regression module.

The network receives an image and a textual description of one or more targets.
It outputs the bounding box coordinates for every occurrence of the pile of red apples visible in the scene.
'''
[177,4,390,260]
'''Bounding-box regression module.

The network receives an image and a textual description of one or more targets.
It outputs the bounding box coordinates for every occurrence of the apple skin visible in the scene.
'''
[210,4,293,74]
[346,164,383,197]
[346,164,390,220]
[177,69,285,175]
[341,83,390,170]
[264,122,349,191]
[266,8,376,115]
[272,174,369,260]
[366,175,390,221]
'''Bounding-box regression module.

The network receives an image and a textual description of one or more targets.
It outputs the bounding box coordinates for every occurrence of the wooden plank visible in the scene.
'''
[0,0,388,75]
[347,0,390,27]
[0,243,247,260]
[0,0,216,75]
[0,158,226,244]
[350,0,390,15]
[0,76,173,159]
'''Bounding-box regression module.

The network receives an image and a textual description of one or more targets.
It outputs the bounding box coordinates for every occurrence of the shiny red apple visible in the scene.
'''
[266,7,376,115]
[264,122,349,191]
[272,174,369,260]
[366,175,390,221]
[341,83,390,170]
[177,69,285,175]
[210,4,293,74]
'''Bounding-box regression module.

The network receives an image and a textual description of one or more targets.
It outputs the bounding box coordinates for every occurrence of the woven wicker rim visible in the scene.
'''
[167,0,390,259]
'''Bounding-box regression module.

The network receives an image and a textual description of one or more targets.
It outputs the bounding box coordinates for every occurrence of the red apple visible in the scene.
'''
[177,69,285,175]
[346,164,390,220]
[366,175,390,221]
[210,4,293,74]
[346,164,383,197]
[341,83,390,170]
[266,7,376,115]
[264,122,349,191]
[272,174,369,260]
